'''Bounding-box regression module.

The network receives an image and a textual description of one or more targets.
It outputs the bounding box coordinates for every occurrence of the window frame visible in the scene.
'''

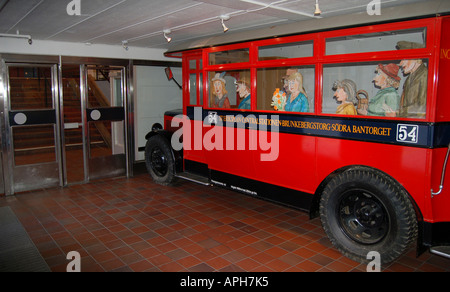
[183,51,203,108]
[198,18,437,121]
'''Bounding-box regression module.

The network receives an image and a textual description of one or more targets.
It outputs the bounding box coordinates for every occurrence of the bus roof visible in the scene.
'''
[165,0,450,57]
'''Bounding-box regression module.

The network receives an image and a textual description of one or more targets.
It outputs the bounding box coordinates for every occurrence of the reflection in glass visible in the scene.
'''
[9,66,53,110]
[13,125,56,166]
[89,121,112,158]
[326,28,427,55]
[89,120,125,158]
[259,40,314,61]
[209,49,250,65]
[199,73,203,105]
[190,74,197,105]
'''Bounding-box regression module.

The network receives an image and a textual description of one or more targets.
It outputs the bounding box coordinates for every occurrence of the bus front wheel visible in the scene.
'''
[144,135,175,186]
[319,168,418,265]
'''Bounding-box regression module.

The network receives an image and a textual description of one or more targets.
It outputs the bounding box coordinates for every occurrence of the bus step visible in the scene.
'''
[176,172,210,186]
[430,246,450,259]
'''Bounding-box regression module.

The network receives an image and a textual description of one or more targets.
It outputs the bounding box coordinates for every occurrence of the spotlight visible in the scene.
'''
[220,15,230,33]
[163,29,172,43]
[314,0,321,16]
[122,40,129,51]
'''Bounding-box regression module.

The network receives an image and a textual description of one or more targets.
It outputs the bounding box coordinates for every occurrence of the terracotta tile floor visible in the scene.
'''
[0,172,449,272]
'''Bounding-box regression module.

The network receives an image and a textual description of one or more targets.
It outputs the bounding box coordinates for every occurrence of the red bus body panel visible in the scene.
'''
[168,16,450,246]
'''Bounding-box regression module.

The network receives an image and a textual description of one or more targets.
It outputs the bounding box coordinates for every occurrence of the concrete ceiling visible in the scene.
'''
[0,0,434,50]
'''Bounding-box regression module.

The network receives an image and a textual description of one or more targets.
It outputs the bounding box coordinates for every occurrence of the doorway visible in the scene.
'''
[83,65,127,182]
[61,64,127,185]
[0,59,129,195]
[3,63,62,194]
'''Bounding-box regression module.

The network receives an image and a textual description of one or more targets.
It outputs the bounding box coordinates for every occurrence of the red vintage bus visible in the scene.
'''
[144,13,450,264]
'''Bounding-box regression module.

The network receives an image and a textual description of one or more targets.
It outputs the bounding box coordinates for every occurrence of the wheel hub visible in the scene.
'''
[338,190,390,245]
[151,147,168,176]
[355,200,384,228]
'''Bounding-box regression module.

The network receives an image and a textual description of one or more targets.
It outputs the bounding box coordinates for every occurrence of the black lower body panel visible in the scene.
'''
[423,222,450,247]
[210,170,313,212]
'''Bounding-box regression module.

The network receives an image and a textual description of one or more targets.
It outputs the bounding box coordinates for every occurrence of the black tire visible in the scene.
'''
[144,135,175,186]
[319,168,418,265]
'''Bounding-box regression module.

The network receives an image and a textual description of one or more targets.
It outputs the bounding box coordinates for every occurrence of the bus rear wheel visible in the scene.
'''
[144,135,175,186]
[319,168,418,265]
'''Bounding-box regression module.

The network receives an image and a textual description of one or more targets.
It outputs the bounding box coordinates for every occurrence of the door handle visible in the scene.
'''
[64,122,82,130]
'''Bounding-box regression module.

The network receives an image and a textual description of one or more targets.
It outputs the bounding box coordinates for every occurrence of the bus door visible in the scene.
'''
[183,54,208,173]
[202,70,256,186]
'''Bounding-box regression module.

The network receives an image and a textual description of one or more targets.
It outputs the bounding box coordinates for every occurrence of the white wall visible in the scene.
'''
[134,65,183,161]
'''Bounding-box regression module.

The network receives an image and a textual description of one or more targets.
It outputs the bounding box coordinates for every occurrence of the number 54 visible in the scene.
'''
[397,125,419,143]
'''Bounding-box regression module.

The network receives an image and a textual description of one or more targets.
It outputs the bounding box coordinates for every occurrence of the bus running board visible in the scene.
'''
[176,172,210,186]
[430,246,450,259]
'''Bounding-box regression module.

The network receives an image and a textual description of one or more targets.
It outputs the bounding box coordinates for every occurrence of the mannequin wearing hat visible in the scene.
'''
[211,72,231,109]
[397,41,428,118]
[359,64,401,117]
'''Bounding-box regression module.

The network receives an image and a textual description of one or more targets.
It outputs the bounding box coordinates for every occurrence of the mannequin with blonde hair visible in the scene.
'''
[285,72,309,112]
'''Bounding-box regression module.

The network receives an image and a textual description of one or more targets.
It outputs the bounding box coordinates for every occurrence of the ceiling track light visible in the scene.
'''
[0,33,32,45]
[220,15,230,33]
[163,29,172,43]
[314,0,322,16]
[122,40,129,51]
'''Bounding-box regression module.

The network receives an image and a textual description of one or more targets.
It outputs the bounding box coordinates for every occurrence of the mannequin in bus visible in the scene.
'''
[333,79,358,115]
[396,41,428,118]
[285,72,309,112]
[236,79,251,110]
[358,63,401,117]
[281,68,299,95]
[211,72,231,109]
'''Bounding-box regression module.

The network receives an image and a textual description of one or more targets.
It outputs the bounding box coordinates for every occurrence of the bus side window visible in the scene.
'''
[325,27,427,55]
[189,73,197,105]
[257,66,315,113]
[187,56,203,106]
[208,70,251,109]
[398,58,428,119]
[322,60,428,119]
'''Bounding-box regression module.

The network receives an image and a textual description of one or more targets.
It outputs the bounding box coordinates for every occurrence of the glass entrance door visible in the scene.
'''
[61,64,85,184]
[0,61,129,196]
[84,65,127,181]
[5,64,62,194]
